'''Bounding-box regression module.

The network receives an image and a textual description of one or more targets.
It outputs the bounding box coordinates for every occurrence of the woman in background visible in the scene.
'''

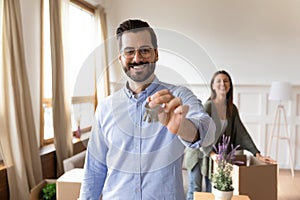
[185,70,274,198]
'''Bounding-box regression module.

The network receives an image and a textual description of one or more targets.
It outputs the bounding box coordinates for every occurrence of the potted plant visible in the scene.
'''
[40,183,56,200]
[211,134,241,200]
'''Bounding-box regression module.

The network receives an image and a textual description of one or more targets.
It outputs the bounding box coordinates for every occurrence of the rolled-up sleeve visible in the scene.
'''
[173,86,216,149]
[179,114,215,149]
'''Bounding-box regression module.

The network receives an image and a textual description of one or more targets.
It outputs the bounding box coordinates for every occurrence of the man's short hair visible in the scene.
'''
[116,19,158,50]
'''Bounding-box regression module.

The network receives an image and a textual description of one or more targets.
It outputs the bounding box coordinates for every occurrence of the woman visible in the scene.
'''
[185,70,274,198]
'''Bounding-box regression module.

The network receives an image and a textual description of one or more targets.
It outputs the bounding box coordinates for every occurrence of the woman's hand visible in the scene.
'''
[210,152,218,161]
[256,153,277,164]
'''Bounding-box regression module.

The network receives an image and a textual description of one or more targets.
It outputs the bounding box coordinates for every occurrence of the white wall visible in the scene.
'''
[104,0,300,85]
[234,85,300,171]
[102,0,300,170]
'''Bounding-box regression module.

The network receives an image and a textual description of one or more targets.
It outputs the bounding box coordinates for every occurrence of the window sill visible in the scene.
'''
[0,161,5,170]
[40,132,90,156]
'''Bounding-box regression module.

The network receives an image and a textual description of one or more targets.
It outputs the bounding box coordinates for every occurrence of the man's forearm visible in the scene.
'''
[177,118,199,143]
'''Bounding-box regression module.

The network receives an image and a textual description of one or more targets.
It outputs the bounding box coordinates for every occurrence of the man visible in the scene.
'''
[79,19,214,200]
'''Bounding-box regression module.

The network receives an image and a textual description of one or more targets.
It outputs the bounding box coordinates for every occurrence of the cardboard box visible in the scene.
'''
[232,155,278,200]
[30,179,56,200]
[56,168,84,200]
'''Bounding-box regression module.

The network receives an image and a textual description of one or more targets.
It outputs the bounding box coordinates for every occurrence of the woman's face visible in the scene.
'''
[212,73,231,97]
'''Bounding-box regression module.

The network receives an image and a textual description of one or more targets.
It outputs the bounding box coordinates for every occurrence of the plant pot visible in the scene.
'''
[212,187,233,200]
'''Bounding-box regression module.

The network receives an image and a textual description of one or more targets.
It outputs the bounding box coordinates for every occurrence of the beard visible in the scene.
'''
[122,61,156,82]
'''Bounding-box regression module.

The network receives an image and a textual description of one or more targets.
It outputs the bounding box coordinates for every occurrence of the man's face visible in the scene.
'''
[118,30,158,83]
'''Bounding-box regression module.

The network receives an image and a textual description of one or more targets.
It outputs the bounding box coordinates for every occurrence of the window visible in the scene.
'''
[41,0,99,146]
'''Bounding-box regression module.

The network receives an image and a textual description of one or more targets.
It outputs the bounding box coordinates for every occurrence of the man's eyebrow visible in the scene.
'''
[123,45,152,49]
[123,47,135,49]
[140,45,152,48]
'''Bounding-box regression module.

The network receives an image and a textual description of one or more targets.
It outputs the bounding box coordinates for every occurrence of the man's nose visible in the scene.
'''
[132,50,143,63]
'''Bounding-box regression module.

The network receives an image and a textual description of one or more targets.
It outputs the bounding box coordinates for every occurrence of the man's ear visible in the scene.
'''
[155,49,159,62]
[118,53,122,64]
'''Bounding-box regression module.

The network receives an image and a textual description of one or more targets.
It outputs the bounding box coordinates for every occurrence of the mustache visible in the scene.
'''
[128,61,150,68]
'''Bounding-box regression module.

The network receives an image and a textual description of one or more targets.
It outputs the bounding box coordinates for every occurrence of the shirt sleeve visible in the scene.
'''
[184,115,216,149]
[174,87,215,149]
[79,108,108,200]
[79,151,107,200]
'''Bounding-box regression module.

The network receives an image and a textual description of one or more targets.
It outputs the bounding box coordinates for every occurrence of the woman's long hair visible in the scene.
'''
[208,70,234,117]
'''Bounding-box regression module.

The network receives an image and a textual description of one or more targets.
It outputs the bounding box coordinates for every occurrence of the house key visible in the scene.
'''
[143,102,160,122]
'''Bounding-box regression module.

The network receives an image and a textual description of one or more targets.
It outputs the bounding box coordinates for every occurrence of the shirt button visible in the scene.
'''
[135,188,140,193]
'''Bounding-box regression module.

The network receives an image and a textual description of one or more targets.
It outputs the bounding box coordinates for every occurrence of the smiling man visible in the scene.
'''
[79,19,215,200]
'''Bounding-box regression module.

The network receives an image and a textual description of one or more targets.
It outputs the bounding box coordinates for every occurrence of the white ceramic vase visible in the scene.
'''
[212,187,233,200]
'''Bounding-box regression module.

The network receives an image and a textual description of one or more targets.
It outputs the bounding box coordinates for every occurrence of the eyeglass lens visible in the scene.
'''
[122,46,153,59]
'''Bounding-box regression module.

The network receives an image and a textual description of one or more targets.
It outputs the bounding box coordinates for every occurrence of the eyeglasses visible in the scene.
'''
[121,46,154,59]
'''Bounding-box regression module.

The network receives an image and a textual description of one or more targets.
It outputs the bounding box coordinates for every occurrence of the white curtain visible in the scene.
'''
[0,0,43,199]
[49,0,110,176]
[49,0,73,177]
[95,5,110,104]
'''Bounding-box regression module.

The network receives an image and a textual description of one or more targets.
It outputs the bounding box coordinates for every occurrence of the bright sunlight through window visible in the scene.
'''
[42,0,96,143]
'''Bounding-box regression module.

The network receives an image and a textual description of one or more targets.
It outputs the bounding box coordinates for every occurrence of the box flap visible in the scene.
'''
[30,179,56,200]
[57,168,84,183]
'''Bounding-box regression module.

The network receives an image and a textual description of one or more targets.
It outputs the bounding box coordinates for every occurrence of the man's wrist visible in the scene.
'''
[176,119,198,142]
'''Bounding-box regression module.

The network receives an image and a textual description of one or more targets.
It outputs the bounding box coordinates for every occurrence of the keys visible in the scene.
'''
[143,102,160,122]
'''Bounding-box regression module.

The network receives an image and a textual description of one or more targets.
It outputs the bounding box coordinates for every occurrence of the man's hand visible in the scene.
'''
[148,89,186,133]
[148,89,198,142]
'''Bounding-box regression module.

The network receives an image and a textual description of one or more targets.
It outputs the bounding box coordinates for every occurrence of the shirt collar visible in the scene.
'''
[123,76,161,101]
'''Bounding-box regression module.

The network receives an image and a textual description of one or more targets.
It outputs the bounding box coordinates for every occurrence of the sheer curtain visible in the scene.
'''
[49,0,73,177]
[49,0,110,176]
[0,0,43,199]
[95,5,110,102]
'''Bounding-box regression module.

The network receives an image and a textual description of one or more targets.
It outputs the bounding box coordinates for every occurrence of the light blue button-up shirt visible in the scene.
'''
[79,77,214,200]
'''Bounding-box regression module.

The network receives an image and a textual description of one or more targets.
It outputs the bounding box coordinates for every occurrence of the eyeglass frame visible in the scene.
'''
[120,45,156,59]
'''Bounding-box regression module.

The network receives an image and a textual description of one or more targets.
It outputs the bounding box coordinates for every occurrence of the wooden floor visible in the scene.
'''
[182,169,300,200]
[278,169,300,200]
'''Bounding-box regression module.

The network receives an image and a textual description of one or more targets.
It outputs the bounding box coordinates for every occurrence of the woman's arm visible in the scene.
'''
[233,105,276,164]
